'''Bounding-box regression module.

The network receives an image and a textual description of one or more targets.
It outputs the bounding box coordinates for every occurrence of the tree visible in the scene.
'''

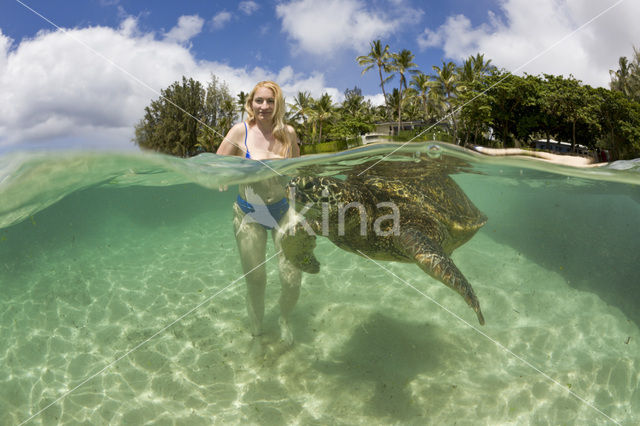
[386,88,401,122]
[200,75,236,152]
[610,48,640,102]
[308,93,335,143]
[542,74,590,152]
[618,100,640,158]
[319,87,376,142]
[288,91,314,144]
[237,91,248,121]
[400,88,423,122]
[429,62,460,142]
[410,72,430,120]
[389,49,418,135]
[484,71,534,147]
[329,99,375,141]
[457,54,493,92]
[455,54,494,144]
[469,53,493,76]
[134,76,205,157]
[425,80,447,122]
[356,40,393,113]
[341,86,366,116]
[595,87,640,159]
[134,75,235,156]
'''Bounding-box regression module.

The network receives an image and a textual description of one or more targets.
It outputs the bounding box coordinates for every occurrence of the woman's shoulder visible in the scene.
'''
[216,122,246,156]
[285,124,298,139]
[229,121,250,139]
[230,121,247,133]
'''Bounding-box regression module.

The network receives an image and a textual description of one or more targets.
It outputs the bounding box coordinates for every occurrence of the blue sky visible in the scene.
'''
[1,0,638,151]
[1,0,495,94]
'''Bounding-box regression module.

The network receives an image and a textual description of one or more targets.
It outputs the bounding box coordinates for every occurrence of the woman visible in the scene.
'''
[216,81,301,346]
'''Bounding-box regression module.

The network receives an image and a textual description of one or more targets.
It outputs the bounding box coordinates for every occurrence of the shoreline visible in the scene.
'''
[470,146,603,168]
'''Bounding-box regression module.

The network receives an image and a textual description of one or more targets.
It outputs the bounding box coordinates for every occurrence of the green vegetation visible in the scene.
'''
[300,140,350,155]
[356,40,393,108]
[610,47,640,103]
[134,43,640,160]
[134,75,235,157]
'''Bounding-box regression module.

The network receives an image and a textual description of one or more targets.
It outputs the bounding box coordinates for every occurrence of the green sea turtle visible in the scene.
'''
[279,156,487,325]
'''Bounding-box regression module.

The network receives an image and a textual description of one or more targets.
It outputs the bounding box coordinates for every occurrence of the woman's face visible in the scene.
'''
[252,87,276,121]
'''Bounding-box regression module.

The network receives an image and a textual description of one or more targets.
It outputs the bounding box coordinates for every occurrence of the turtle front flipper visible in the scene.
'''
[395,226,485,325]
[276,218,320,274]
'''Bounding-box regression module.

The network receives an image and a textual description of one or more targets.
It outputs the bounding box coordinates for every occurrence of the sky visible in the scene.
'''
[0,0,639,152]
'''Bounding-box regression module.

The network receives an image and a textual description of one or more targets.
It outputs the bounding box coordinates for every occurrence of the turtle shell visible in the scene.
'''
[345,156,487,236]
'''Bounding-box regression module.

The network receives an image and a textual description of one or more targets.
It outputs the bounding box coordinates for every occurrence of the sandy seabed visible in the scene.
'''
[1,210,638,426]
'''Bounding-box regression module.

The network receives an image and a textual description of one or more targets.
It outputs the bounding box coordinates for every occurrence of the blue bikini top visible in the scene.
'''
[242,121,291,159]
[243,122,251,159]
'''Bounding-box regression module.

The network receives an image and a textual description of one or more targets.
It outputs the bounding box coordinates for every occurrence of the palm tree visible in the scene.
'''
[308,93,335,143]
[470,53,493,76]
[386,88,401,122]
[609,47,640,102]
[457,53,494,94]
[236,91,248,121]
[220,97,236,137]
[341,87,368,117]
[400,88,422,123]
[610,56,631,95]
[288,91,314,143]
[389,49,418,136]
[356,40,393,111]
[429,61,459,142]
[455,54,494,144]
[632,47,640,101]
[426,83,447,122]
[410,72,430,120]
[458,58,476,87]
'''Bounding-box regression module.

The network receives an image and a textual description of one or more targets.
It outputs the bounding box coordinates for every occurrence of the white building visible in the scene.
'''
[533,139,590,156]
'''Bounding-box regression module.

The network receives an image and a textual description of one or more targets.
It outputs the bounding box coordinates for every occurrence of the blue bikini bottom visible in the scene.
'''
[236,195,290,230]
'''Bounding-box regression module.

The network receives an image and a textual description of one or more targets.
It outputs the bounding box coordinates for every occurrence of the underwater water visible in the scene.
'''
[0,143,639,425]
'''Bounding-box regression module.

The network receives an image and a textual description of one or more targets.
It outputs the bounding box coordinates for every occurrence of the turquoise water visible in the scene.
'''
[1,143,639,425]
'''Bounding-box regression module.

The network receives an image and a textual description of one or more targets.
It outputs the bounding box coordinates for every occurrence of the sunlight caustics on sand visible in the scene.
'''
[0,144,639,424]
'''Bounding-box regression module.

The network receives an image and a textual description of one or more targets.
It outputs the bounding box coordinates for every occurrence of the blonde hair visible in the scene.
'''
[245,81,293,157]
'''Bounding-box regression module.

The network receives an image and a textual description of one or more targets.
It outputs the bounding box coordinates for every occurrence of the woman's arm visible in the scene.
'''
[216,123,244,156]
[287,125,301,158]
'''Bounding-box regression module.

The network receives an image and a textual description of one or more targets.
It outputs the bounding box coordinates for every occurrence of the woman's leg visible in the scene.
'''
[273,209,302,344]
[233,204,268,337]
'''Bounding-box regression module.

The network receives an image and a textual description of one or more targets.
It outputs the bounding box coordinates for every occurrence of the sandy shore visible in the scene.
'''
[471,146,603,168]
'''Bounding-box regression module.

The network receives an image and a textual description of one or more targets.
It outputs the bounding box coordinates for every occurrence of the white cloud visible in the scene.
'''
[211,11,232,30]
[417,0,640,88]
[239,1,260,15]
[275,66,341,102]
[119,16,139,37]
[275,0,415,56]
[364,93,385,107]
[163,15,204,43]
[0,19,335,150]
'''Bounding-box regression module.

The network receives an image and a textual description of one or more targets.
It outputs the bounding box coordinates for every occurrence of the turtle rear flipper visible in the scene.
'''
[395,226,485,325]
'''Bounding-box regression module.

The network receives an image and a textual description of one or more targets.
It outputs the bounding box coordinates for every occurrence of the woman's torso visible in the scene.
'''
[239,121,290,203]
